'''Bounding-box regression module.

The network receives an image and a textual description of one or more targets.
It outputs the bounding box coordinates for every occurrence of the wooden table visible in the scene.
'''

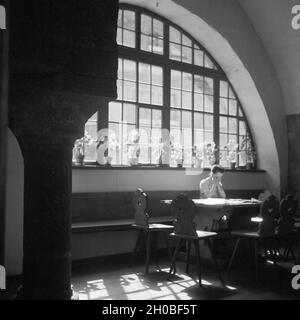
[161,198,262,258]
[161,198,262,208]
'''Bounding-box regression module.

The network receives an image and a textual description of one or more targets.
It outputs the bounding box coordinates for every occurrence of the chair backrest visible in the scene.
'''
[276,194,297,234]
[133,188,150,227]
[258,195,279,236]
[171,194,197,237]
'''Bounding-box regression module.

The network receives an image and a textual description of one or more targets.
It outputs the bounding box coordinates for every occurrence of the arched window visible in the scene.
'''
[80,4,255,169]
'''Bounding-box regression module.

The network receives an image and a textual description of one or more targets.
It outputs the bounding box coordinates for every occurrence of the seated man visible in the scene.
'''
[200,165,226,199]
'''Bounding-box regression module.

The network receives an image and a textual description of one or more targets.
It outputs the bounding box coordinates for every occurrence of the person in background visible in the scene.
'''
[200,165,226,199]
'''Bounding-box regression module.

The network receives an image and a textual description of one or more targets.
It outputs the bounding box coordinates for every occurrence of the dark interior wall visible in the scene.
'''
[0,0,8,266]
[287,114,300,214]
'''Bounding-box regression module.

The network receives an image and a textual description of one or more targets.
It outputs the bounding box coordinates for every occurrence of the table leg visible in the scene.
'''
[227,236,241,274]
[168,238,182,280]
[208,238,225,286]
[194,240,202,287]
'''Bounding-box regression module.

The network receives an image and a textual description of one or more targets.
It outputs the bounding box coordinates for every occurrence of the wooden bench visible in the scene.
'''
[71,190,262,234]
[72,216,174,233]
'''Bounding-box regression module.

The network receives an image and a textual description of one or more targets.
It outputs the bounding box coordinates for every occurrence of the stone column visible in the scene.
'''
[20,136,74,299]
[10,81,90,299]
[9,0,118,299]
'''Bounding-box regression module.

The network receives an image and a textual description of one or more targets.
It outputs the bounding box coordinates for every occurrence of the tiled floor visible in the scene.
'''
[71,254,300,300]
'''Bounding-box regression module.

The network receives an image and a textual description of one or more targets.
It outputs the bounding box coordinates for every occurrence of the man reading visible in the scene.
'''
[200,165,226,199]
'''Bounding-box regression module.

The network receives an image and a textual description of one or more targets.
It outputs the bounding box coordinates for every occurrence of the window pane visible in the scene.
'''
[219,133,228,148]
[118,58,123,79]
[220,98,228,114]
[153,38,164,55]
[141,14,152,35]
[239,107,244,117]
[139,108,151,128]
[182,111,192,128]
[84,121,97,161]
[153,19,163,38]
[117,80,123,100]
[139,126,150,164]
[141,34,152,52]
[139,63,150,83]
[139,83,150,104]
[182,46,192,63]
[182,34,192,47]
[194,129,204,145]
[109,123,121,164]
[194,49,204,66]
[204,114,213,131]
[123,81,136,102]
[88,112,97,121]
[152,86,163,105]
[182,91,192,109]
[239,121,246,135]
[170,109,181,128]
[117,27,122,45]
[152,110,162,128]
[220,81,228,98]
[170,43,181,61]
[118,10,123,27]
[171,89,181,108]
[109,102,122,122]
[123,60,136,81]
[171,70,181,89]
[152,66,163,85]
[204,131,213,143]
[170,26,181,43]
[123,30,135,48]
[220,117,227,133]
[228,118,237,134]
[123,10,135,30]
[204,95,213,112]
[123,103,136,124]
[228,99,237,116]
[182,72,192,91]
[220,150,228,167]
[204,78,214,95]
[204,54,215,69]
[194,113,203,129]
[194,75,204,93]
[194,93,203,111]
[228,135,237,144]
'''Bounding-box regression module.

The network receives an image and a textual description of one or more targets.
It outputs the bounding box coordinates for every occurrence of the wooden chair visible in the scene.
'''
[227,195,280,282]
[131,188,174,274]
[168,194,224,287]
[276,194,298,263]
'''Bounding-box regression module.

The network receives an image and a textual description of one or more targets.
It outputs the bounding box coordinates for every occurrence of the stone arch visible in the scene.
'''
[122,0,288,196]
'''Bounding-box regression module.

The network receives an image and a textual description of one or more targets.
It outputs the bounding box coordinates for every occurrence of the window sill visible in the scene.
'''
[72,163,265,173]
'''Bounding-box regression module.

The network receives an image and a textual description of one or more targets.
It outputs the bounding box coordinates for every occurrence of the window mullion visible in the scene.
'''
[214,79,220,162]
[162,23,170,134]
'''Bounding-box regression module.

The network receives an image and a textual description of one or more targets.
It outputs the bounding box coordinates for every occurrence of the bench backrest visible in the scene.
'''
[133,188,150,227]
[276,194,297,234]
[258,195,279,236]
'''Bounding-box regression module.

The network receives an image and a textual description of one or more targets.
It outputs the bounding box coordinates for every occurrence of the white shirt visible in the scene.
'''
[199,176,226,199]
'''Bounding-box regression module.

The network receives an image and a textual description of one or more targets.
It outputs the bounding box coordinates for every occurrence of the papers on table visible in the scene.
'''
[192,198,262,206]
[161,198,262,207]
